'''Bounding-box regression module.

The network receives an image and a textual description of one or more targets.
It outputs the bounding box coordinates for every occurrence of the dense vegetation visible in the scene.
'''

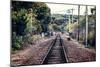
[52,8,96,47]
[11,1,96,51]
[11,1,51,50]
[65,7,96,47]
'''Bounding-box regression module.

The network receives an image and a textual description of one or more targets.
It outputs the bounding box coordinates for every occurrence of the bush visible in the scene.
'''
[12,32,23,50]
[88,31,96,47]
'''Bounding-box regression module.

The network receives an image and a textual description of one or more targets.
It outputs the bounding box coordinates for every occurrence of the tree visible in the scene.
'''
[32,2,51,33]
[11,1,51,50]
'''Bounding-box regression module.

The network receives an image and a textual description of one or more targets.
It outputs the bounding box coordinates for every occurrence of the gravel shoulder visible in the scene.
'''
[11,35,96,66]
[63,37,96,63]
[11,37,55,66]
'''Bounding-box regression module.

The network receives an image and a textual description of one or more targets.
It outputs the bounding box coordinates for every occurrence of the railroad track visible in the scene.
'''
[41,34,68,64]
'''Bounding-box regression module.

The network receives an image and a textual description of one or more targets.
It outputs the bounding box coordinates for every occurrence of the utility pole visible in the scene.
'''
[66,9,74,35]
[77,5,80,41]
[70,9,74,23]
[85,5,88,47]
[67,9,71,33]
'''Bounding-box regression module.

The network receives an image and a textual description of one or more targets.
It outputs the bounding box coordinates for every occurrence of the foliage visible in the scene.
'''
[88,30,96,47]
[32,2,51,32]
[66,22,78,32]
[12,32,23,50]
[65,14,96,47]
[11,1,51,50]
[50,24,61,31]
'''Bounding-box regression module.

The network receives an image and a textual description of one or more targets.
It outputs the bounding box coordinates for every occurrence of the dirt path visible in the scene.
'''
[62,37,96,63]
[11,37,55,66]
[11,35,96,66]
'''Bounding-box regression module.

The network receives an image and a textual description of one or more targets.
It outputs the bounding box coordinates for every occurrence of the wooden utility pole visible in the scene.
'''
[77,5,80,41]
[85,5,88,47]
[67,9,71,33]
[70,9,74,23]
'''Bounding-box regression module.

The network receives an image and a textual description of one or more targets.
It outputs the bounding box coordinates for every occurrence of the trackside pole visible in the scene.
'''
[77,5,80,41]
[85,5,88,47]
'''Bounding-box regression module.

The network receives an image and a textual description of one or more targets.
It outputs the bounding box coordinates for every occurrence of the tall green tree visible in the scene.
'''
[32,2,51,32]
[11,1,51,50]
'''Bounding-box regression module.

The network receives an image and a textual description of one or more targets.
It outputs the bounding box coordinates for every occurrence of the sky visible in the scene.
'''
[46,3,95,15]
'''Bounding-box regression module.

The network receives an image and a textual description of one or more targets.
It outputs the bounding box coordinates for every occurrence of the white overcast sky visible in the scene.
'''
[46,3,95,15]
